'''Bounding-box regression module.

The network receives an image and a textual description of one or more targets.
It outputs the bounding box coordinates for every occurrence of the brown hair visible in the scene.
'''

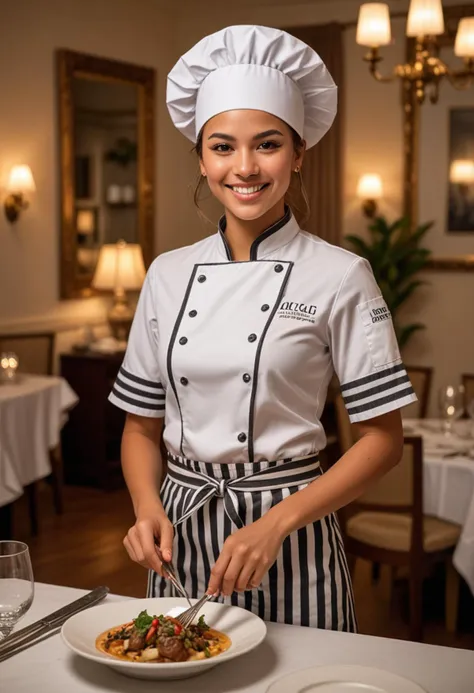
[192,125,310,227]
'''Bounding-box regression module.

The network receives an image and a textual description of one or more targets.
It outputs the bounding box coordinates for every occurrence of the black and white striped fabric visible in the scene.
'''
[147,453,357,632]
[341,363,414,422]
[111,366,165,413]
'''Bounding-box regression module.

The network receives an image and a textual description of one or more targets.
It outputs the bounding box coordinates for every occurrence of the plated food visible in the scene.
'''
[96,609,231,663]
[62,597,266,681]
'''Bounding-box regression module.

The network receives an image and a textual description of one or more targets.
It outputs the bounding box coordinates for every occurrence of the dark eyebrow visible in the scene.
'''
[207,129,284,142]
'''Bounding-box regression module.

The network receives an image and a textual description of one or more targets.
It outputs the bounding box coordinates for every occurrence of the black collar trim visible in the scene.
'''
[218,206,292,261]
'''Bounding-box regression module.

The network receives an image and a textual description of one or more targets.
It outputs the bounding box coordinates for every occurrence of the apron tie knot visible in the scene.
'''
[165,453,321,530]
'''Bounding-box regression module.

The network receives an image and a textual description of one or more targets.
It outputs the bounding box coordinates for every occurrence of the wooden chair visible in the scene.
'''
[343,436,461,641]
[0,332,62,535]
[404,366,433,419]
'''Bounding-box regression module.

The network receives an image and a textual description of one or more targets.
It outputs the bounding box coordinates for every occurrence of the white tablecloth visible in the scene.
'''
[404,419,474,595]
[2,583,474,692]
[0,374,78,507]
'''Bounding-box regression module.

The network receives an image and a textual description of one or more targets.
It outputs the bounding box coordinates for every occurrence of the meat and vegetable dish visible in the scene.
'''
[96,609,231,663]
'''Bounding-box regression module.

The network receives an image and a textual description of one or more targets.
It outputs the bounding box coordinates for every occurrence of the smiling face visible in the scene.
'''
[199,109,305,226]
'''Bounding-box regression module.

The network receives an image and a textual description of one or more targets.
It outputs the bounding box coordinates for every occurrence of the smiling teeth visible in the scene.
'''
[231,185,265,194]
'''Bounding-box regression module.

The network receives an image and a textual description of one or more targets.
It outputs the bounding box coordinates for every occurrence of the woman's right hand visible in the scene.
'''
[123,501,174,576]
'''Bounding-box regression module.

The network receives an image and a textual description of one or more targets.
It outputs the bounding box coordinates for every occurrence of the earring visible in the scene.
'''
[294,166,300,173]
[202,172,207,177]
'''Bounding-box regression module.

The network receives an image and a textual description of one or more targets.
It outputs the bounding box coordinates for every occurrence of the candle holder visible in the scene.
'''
[0,352,19,381]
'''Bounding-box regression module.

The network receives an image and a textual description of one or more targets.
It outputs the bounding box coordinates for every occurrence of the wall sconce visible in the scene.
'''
[357,174,383,218]
[4,165,36,223]
[450,159,474,186]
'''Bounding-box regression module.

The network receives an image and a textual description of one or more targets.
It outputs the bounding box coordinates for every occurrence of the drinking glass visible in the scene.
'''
[0,352,19,381]
[0,541,34,641]
[438,385,464,436]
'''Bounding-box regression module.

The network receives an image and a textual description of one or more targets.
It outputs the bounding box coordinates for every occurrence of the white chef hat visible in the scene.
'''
[166,25,337,150]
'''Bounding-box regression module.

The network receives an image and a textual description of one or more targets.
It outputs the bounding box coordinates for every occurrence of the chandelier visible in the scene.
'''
[356,0,474,103]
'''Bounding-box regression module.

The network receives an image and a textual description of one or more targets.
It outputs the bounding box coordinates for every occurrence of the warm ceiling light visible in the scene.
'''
[356,4,392,47]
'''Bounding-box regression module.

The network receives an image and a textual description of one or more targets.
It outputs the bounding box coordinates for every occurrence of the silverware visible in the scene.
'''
[0,627,61,663]
[176,593,214,628]
[155,542,192,606]
[0,585,109,661]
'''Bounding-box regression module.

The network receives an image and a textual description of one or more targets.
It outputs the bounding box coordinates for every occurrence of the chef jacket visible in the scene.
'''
[109,208,417,464]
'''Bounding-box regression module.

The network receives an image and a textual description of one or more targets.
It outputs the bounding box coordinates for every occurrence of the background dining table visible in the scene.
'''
[0,374,78,528]
[2,582,474,692]
[403,418,474,596]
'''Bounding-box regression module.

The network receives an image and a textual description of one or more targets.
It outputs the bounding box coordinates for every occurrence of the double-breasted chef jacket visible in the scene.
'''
[109,207,416,630]
[110,207,416,463]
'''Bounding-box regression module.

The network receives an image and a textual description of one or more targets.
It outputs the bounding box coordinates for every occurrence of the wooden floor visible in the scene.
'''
[10,482,474,650]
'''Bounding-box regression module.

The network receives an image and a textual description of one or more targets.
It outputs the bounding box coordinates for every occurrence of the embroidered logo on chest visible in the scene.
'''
[277,300,317,324]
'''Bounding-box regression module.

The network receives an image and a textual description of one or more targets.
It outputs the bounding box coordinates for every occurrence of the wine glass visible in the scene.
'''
[0,541,34,641]
[438,385,464,436]
[0,352,19,382]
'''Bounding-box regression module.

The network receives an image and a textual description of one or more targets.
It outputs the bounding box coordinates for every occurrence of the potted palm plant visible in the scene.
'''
[345,216,433,349]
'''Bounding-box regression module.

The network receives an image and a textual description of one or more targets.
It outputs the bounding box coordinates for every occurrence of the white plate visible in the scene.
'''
[266,664,427,693]
[61,597,266,680]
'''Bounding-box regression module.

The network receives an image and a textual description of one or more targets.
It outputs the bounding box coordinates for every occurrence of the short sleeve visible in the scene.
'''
[328,258,417,423]
[108,266,165,418]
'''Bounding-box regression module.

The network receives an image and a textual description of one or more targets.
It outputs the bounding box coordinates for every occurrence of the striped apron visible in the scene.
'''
[147,452,357,631]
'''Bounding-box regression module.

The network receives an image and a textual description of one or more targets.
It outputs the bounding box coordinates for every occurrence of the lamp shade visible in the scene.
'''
[357,174,383,199]
[356,3,392,47]
[450,160,474,184]
[7,165,36,193]
[407,0,445,37]
[454,17,474,58]
[92,241,146,291]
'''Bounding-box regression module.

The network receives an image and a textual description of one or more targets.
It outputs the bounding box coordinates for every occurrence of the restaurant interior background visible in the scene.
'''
[0,0,473,651]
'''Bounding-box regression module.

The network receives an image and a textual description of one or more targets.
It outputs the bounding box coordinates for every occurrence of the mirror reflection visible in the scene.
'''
[73,78,139,276]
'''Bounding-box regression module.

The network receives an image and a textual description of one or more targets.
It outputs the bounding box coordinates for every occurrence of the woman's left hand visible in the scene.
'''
[206,515,286,596]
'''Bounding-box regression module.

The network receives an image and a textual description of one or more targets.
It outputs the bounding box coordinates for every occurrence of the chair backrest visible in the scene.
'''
[353,436,424,553]
[0,332,55,376]
[462,373,474,414]
[334,393,355,455]
[404,366,433,419]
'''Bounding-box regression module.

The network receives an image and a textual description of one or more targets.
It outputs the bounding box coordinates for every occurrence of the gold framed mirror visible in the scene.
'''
[403,4,474,272]
[57,49,155,298]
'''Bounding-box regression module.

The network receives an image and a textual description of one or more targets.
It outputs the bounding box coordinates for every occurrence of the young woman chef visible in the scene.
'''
[109,25,417,631]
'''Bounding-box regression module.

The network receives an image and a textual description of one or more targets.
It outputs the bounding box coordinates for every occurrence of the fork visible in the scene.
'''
[155,542,192,606]
[175,593,214,629]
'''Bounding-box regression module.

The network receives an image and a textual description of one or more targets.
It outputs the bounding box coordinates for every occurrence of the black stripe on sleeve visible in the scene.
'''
[342,374,409,404]
[340,363,405,392]
[115,375,165,400]
[346,386,415,415]
[119,366,163,389]
[111,387,165,411]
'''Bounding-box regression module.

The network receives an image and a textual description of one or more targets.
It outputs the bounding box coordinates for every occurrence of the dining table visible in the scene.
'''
[0,373,78,507]
[403,418,474,596]
[0,373,78,537]
[2,582,474,692]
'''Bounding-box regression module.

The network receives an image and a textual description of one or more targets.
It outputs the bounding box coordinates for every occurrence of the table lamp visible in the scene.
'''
[92,240,146,342]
